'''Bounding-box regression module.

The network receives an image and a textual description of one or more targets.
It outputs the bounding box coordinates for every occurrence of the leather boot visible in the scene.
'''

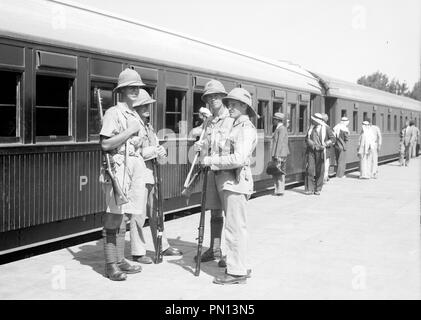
[105,263,127,281]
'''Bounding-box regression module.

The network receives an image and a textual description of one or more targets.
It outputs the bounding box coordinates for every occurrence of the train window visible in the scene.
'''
[36,75,73,140]
[298,104,308,133]
[89,82,116,140]
[394,115,397,131]
[400,116,403,129]
[341,109,347,118]
[387,114,391,131]
[166,89,185,134]
[287,103,296,133]
[273,101,283,114]
[363,112,368,122]
[193,91,206,130]
[257,100,268,132]
[380,113,384,131]
[0,71,20,142]
[372,113,376,125]
[352,111,358,132]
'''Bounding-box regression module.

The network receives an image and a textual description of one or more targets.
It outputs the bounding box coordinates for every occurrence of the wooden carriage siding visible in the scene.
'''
[0,0,420,254]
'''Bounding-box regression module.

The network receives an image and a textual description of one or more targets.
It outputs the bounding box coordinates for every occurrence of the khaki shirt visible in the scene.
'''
[100,102,144,164]
[138,120,159,184]
[204,115,257,195]
[204,106,235,158]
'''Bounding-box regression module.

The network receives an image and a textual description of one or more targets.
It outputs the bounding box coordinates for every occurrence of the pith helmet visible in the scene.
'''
[113,68,145,91]
[321,113,328,122]
[222,88,258,118]
[201,80,227,102]
[273,112,285,121]
[133,89,156,107]
[311,113,326,126]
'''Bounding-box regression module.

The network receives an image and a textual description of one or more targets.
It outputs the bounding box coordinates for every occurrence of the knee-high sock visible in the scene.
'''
[103,228,118,264]
[210,214,224,250]
[116,222,127,262]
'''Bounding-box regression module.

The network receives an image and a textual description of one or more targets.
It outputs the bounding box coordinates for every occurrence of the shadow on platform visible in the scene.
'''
[165,238,224,278]
[65,237,222,279]
[65,240,155,278]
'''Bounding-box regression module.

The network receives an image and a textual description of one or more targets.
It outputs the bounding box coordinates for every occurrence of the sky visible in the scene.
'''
[68,0,420,88]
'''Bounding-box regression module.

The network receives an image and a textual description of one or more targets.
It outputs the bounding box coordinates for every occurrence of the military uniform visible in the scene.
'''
[204,114,257,278]
[100,99,146,280]
[130,118,172,257]
[200,107,235,258]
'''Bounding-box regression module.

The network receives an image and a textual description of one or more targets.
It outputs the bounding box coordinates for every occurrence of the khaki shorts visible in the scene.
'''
[205,170,235,210]
[102,156,147,215]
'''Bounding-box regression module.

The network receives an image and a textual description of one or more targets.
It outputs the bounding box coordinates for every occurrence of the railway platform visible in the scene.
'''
[0,159,419,300]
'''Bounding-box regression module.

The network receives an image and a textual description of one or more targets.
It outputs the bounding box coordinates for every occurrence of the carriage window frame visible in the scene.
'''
[89,81,117,141]
[393,115,397,132]
[0,70,21,144]
[164,88,187,137]
[192,90,206,134]
[35,73,75,143]
[287,103,296,134]
[298,103,308,134]
[387,114,391,132]
[257,99,269,135]
[352,111,358,132]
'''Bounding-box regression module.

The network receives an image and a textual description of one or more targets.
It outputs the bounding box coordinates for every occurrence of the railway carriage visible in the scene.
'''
[0,0,323,254]
[314,73,421,171]
[0,0,420,255]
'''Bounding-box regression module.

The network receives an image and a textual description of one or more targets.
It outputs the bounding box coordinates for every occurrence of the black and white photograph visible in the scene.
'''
[0,0,420,303]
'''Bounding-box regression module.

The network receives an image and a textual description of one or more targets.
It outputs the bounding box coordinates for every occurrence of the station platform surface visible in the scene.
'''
[0,159,420,300]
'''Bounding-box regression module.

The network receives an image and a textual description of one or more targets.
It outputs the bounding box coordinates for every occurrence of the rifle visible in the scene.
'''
[97,88,129,206]
[195,165,209,276]
[181,107,212,203]
[152,156,164,264]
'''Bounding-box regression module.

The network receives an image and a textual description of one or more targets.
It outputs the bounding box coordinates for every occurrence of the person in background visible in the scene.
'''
[333,117,350,178]
[270,112,289,196]
[411,122,419,158]
[404,120,417,165]
[369,119,382,178]
[358,120,375,179]
[305,113,336,195]
[321,113,335,183]
[399,123,407,166]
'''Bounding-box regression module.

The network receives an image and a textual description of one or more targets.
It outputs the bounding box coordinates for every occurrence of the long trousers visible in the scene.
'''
[371,148,379,178]
[404,144,413,164]
[306,150,325,192]
[130,184,170,256]
[222,190,248,276]
[335,148,346,178]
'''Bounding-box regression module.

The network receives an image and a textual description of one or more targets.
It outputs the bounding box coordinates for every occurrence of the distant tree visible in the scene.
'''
[357,71,414,98]
[357,71,389,91]
[409,80,421,101]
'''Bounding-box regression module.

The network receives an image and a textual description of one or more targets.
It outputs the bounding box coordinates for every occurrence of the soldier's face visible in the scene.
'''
[205,93,224,111]
[121,86,140,103]
[227,100,247,119]
[134,104,150,118]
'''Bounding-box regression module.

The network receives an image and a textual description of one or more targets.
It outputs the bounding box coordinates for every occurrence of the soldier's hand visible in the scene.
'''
[156,145,167,158]
[194,141,204,152]
[127,117,141,135]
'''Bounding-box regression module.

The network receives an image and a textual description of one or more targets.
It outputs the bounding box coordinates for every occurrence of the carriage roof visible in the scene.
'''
[314,73,421,112]
[0,0,322,94]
